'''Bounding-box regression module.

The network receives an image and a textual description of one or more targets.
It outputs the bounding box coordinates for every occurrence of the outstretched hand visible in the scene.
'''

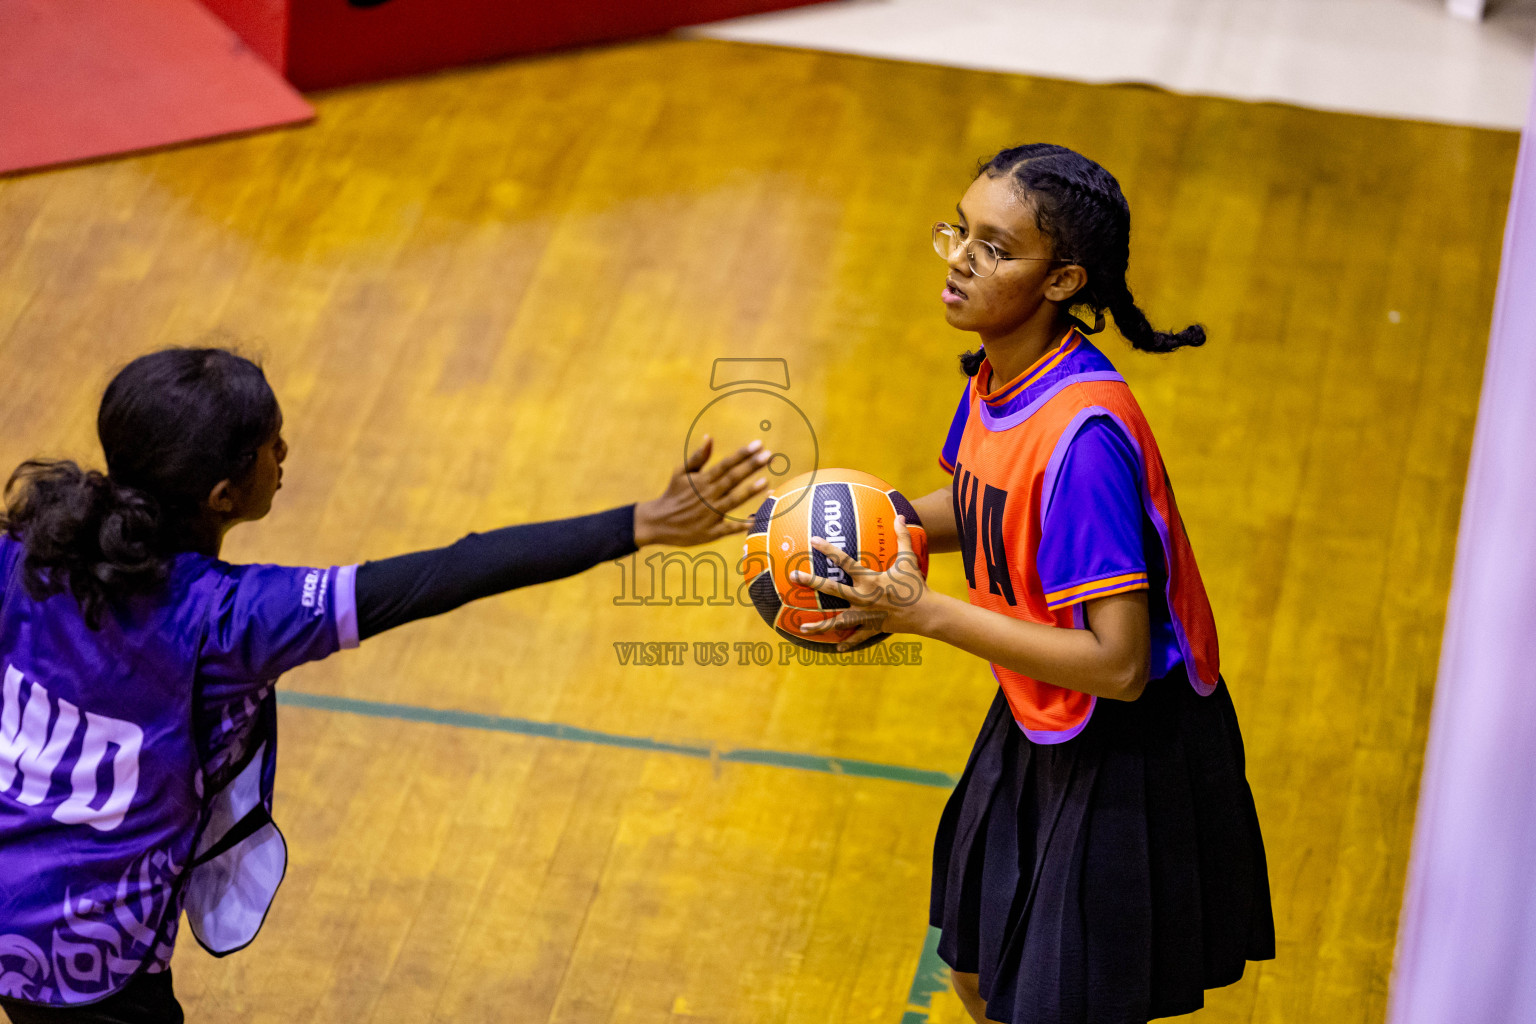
[633,436,772,548]
[791,515,930,651]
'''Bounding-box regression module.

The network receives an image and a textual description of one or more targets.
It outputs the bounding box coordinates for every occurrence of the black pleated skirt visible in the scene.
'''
[930,670,1274,1024]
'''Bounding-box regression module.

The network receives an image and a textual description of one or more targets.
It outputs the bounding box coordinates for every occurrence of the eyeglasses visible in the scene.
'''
[932,222,1066,278]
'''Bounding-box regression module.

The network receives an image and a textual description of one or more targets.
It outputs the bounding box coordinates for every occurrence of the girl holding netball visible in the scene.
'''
[796,144,1274,1023]
[0,348,770,1022]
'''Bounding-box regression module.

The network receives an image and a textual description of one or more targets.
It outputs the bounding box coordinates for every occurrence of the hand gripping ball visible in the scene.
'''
[741,469,929,651]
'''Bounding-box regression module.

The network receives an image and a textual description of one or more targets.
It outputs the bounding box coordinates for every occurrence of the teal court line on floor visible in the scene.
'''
[903,926,953,1024]
[278,689,956,1022]
[278,690,959,787]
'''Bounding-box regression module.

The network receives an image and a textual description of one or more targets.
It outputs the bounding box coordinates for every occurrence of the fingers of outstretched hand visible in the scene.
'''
[708,447,770,497]
[685,435,714,473]
[716,474,769,515]
[706,517,750,539]
[700,440,764,485]
[696,475,768,536]
[894,514,914,553]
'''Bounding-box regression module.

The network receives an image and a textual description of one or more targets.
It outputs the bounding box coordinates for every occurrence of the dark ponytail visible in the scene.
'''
[2,462,164,628]
[958,143,1204,375]
[0,348,278,628]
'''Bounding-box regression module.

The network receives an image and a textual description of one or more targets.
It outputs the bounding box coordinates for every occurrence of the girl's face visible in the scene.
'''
[940,173,1077,340]
[227,417,287,524]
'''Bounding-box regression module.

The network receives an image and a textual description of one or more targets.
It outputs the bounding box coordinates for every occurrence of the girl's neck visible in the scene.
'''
[184,516,227,559]
[979,311,1074,392]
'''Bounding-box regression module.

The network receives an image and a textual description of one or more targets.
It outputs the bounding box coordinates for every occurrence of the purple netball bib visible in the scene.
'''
[0,538,356,1006]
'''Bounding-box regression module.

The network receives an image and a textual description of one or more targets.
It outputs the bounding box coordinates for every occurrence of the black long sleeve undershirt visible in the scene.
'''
[353,504,638,640]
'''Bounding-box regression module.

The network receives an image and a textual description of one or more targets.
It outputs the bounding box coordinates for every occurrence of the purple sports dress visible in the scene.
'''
[0,536,358,1007]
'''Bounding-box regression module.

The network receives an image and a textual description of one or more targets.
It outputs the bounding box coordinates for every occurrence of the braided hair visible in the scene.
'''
[959,144,1204,376]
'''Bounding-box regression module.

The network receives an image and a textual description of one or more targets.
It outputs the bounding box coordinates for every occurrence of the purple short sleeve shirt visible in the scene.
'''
[0,537,358,1006]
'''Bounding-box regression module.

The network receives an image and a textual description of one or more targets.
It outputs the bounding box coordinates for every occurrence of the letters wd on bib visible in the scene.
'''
[0,537,358,1006]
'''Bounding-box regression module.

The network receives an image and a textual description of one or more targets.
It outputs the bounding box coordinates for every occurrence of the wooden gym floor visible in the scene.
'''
[0,37,1516,1024]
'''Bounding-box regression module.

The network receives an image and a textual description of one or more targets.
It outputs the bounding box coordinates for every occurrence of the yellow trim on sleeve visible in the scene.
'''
[1043,571,1149,608]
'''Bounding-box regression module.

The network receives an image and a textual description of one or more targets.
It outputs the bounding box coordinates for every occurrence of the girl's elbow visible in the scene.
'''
[1108,660,1150,702]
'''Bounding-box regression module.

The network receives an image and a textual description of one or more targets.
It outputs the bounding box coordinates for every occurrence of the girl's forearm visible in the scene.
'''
[910,487,961,554]
[354,505,637,640]
[913,590,1149,701]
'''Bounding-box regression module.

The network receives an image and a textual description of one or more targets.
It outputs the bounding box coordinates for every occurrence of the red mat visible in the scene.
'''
[0,0,312,176]
[200,0,834,91]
